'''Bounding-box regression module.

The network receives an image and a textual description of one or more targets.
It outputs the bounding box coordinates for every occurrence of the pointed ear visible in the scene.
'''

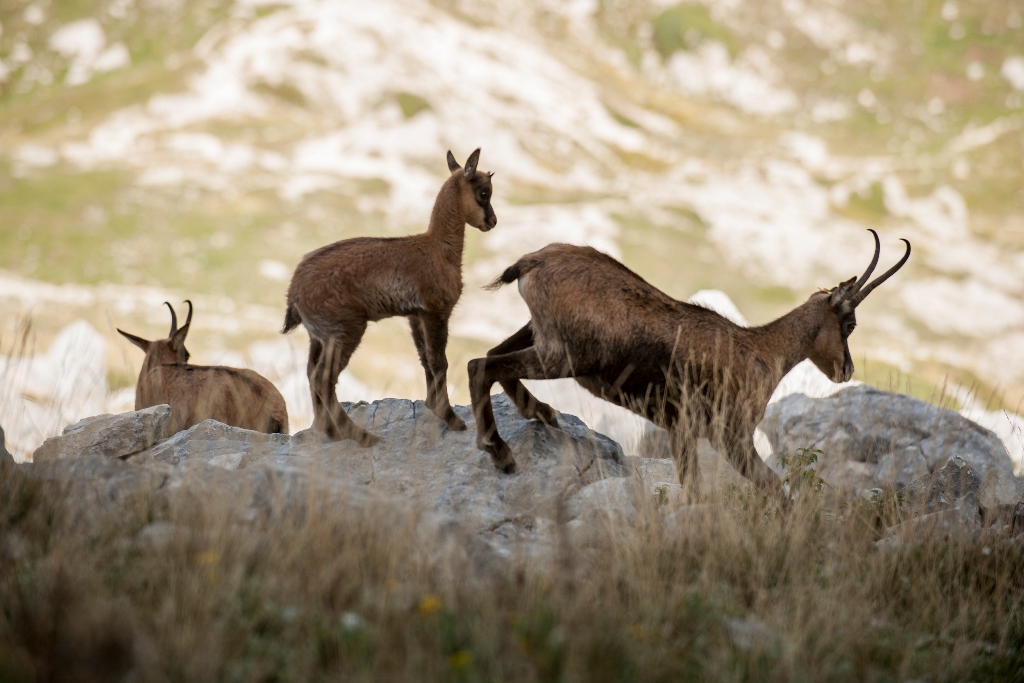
[171,322,190,354]
[464,148,480,179]
[117,329,150,353]
[446,150,461,173]
[830,276,858,305]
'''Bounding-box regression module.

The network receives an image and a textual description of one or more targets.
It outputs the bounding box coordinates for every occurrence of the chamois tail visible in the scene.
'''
[484,257,539,291]
[281,302,302,334]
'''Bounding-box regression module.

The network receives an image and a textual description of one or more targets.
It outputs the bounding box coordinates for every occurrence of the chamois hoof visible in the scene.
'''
[489,443,517,474]
[445,413,468,431]
[356,431,381,447]
[538,411,559,429]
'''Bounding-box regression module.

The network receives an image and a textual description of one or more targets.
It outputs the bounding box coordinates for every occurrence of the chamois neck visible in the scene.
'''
[754,297,829,379]
[426,177,467,261]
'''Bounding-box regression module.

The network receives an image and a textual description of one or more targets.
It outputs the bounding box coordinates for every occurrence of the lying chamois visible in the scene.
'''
[469,230,910,500]
[118,301,289,435]
[282,149,496,445]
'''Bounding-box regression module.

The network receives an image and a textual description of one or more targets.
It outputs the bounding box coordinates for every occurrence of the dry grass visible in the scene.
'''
[1,450,1022,683]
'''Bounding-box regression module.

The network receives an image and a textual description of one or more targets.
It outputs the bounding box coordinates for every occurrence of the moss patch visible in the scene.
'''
[652,4,738,59]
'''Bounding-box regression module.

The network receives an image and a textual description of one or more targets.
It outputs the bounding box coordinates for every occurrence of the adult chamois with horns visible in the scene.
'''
[468,229,910,500]
[118,301,289,435]
[282,148,496,445]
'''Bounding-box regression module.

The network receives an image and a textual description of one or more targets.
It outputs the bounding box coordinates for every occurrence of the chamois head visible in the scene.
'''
[446,148,496,232]
[807,229,911,383]
[117,300,193,367]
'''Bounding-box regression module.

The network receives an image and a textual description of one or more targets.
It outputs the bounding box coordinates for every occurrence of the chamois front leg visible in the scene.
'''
[420,313,467,431]
[720,422,788,506]
[486,322,559,427]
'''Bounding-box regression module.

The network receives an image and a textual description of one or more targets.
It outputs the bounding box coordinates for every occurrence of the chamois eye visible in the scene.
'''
[478,189,490,201]
[845,322,856,336]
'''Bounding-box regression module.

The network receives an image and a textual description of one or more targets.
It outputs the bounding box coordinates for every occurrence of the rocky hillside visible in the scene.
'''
[1,0,1023,458]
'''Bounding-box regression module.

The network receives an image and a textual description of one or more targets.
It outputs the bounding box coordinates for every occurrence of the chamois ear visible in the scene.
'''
[464,148,480,179]
[117,329,150,353]
[446,150,461,173]
[171,300,192,358]
[830,277,857,306]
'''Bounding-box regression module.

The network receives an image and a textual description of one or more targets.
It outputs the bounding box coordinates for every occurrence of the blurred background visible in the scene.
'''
[1,0,1022,466]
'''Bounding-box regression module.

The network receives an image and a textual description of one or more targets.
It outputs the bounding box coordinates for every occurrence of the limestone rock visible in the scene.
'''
[978,468,1024,511]
[32,405,171,463]
[567,478,640,526]
[1014,503,1024,537]
[725,616,778,653]
[26,455,172,527]
[128,395,628,558]
[884,494,981,542]
[761,386,1017,493]
[134,419,292,470]
[904,456,982,516]
[977,469,1024,527]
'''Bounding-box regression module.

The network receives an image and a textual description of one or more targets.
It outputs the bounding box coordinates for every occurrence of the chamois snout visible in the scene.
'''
[808,311,855,384]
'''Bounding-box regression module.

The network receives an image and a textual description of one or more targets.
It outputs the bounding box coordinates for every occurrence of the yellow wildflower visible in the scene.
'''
[417,593,442,615]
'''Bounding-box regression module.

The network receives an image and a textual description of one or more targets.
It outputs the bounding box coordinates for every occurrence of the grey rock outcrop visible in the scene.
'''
[884,494,982,543]
[32,405,171,463]
[878,457,1023,543]
[125,395,628,558]
[903,455,981,515]
[761,386,1019,493]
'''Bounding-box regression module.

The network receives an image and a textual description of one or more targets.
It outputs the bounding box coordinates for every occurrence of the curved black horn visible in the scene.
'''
[182,300,193,330]
[164,301,178,336]
[853,238,911,306]
[852,229,882,294]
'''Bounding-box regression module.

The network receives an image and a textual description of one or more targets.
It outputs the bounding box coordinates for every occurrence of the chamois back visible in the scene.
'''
[118,301,289,436]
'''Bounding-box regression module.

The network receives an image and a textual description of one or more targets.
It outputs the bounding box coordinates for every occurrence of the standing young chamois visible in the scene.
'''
[282,148,496,445]
[468,229,910,499]
[118,301,289,435]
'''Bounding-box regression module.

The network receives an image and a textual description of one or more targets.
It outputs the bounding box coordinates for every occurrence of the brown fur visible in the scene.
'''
[118,301,289,436]
[282,149,496,445]
[469,230,911,501]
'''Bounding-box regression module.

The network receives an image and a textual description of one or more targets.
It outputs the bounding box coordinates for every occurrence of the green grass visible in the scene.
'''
[652,4,738,59]
[395,92,433,119]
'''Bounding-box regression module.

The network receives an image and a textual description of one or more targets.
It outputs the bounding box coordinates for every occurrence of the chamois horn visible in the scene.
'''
[853,230,911,306]
[164,302,178,336]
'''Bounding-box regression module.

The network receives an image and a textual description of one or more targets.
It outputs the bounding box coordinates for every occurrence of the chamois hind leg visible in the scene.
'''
[467,347,569,474]
[408,315,437,409]
[487,322,558,426]
[312,326,380,446]
[306,337,330,433]
[668,424,702,503]
[419,313,467,431]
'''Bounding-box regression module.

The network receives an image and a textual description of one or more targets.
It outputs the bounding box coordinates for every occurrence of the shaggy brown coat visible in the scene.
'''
[282,149,496,445]
[118,301,289,435]
[468,230,910,499]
